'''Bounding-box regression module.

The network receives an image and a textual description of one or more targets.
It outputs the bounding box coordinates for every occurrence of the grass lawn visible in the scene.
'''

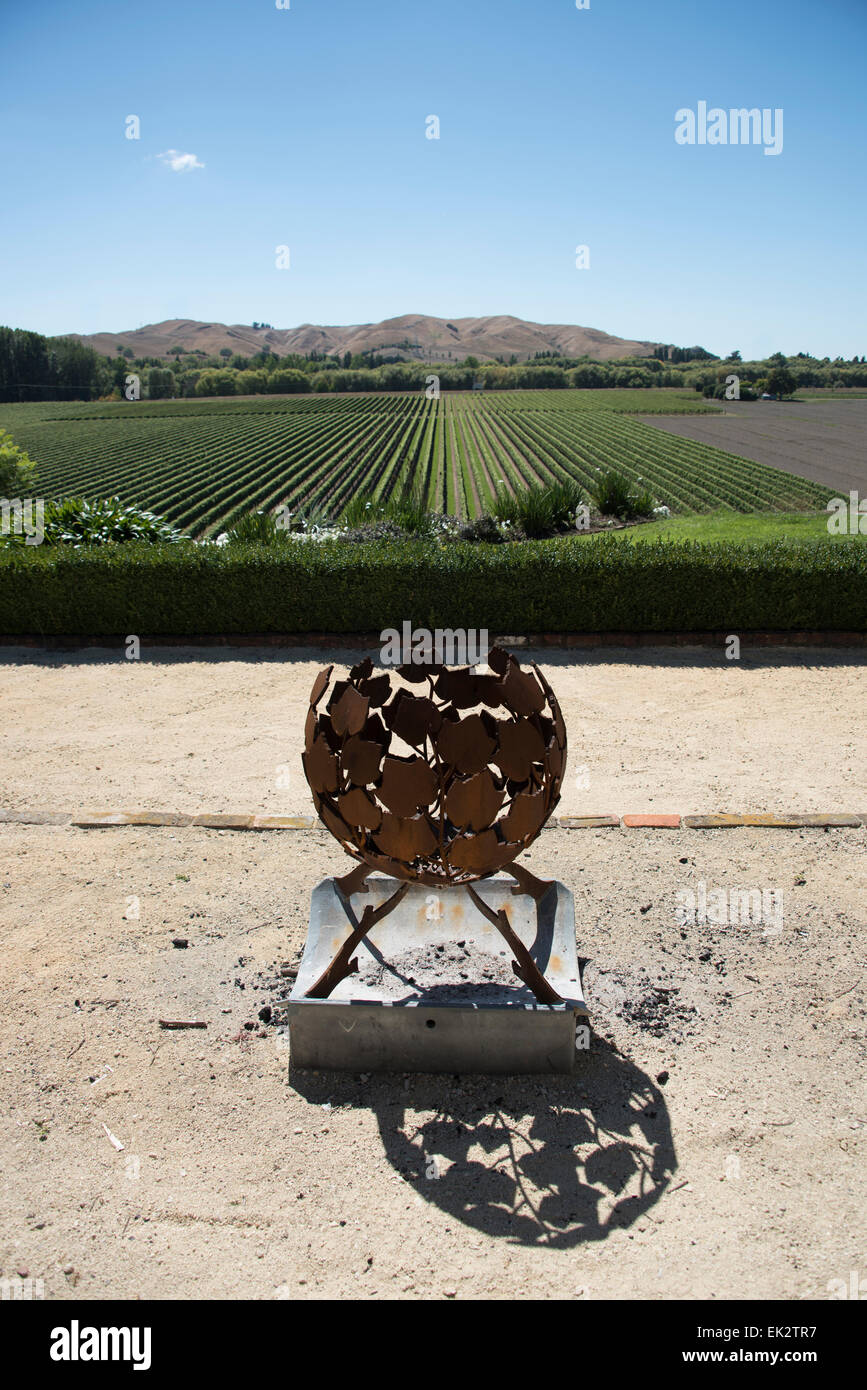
[596,510,865,545]
[794,391,867,400]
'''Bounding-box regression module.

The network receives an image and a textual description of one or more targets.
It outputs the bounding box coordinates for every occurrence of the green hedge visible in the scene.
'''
[0,536,865,635]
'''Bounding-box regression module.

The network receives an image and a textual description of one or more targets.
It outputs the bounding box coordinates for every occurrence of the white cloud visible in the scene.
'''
[157,149,204,173]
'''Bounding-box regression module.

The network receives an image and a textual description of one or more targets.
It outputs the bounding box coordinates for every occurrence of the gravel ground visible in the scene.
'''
[1,821,863,1300]
[0,645,864,817]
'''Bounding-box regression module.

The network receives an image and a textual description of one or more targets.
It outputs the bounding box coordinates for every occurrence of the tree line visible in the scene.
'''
[2,323,865,402]
[0,327,114,403]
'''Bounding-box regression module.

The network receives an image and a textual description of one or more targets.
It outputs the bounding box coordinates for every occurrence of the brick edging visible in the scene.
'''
[0,810,862,830]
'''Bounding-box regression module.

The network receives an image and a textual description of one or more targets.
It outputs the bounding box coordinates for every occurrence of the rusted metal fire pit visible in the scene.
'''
[288,647,588,1073]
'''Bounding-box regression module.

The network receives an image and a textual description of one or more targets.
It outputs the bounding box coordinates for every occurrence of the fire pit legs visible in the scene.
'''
[334,861,372,899]
[466,884,564,1006]
[505,861,556,905]
[304,880,409,1000]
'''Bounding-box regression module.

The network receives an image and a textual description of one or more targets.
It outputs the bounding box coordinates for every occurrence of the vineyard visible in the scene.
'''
[0,391,832,538]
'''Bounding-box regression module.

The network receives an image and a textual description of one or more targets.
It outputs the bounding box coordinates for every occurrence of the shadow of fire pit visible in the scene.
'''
[291,1041,675,1249]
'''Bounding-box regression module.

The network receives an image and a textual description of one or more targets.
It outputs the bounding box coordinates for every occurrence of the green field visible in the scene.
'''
[0,390,832,539]
[605,510,864,545]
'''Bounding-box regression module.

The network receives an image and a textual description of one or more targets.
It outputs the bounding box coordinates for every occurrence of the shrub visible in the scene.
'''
[224,505,330,543]
[194,370,237,397]
[457,515,503,543]
[1,536,863,636]
[381,484,430,536]
[0,430,37,498]
[340,495,375,529]
[592,470,655,520]
[266,368,309,394]
[1,496,186,547]
[224,510,289,546]
[340,482,431,536]
[493,479,586,536]
[591,470,632,517]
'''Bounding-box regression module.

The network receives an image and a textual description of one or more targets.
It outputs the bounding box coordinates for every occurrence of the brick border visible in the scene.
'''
[0,810,861,830]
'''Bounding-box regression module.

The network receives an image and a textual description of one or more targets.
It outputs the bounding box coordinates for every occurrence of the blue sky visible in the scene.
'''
[1,0,864,359]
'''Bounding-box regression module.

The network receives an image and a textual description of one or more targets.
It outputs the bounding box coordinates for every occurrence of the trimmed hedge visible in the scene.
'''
[0,536,864,636]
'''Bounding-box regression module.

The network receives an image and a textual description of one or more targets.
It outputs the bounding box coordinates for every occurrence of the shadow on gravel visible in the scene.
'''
[291,1039,675,1249]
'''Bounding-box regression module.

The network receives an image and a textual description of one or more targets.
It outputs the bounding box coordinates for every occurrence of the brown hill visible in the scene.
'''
[62,314,660,363]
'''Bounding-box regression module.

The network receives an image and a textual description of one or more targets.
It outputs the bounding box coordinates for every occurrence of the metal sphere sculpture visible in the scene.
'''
[302,646,566,887]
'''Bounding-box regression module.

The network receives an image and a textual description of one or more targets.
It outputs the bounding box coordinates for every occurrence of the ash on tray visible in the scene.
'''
[355,939,527,1002]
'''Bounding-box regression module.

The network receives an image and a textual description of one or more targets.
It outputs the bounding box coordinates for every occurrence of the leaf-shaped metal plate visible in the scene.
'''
[303,736,339,794]
[359,674,391,707]
[386,691,442,746]
[318,797,355,846]
[444,769,504,831]
[500,786,548,843]
[378,755,439,817]
[436,714,496,774]
[499,661,546,716]
[396,662,443,684]
[487,646,510,676]
[495,718,546,782]
[341,735,384,786]
[434,667,479,709]
[545,736,566,782]
[373,813,438,861]
[330,684,370,737]
[338,787,382,831]
[304,706,317,749]
[309,666,333,708]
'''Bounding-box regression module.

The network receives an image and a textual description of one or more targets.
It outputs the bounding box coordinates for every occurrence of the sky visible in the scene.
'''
[1,0,865,360]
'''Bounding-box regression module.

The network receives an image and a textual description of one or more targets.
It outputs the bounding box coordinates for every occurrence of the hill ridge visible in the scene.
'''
[61,313,661,363]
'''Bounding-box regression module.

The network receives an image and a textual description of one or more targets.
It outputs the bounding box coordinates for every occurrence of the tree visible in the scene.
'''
[235,369,268,395]
[194,369,237,397]
[266,368,309,394]
[219,348,232,359]
[0,429,37,496]
[147,368,175,400]
[765,366,796,398]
